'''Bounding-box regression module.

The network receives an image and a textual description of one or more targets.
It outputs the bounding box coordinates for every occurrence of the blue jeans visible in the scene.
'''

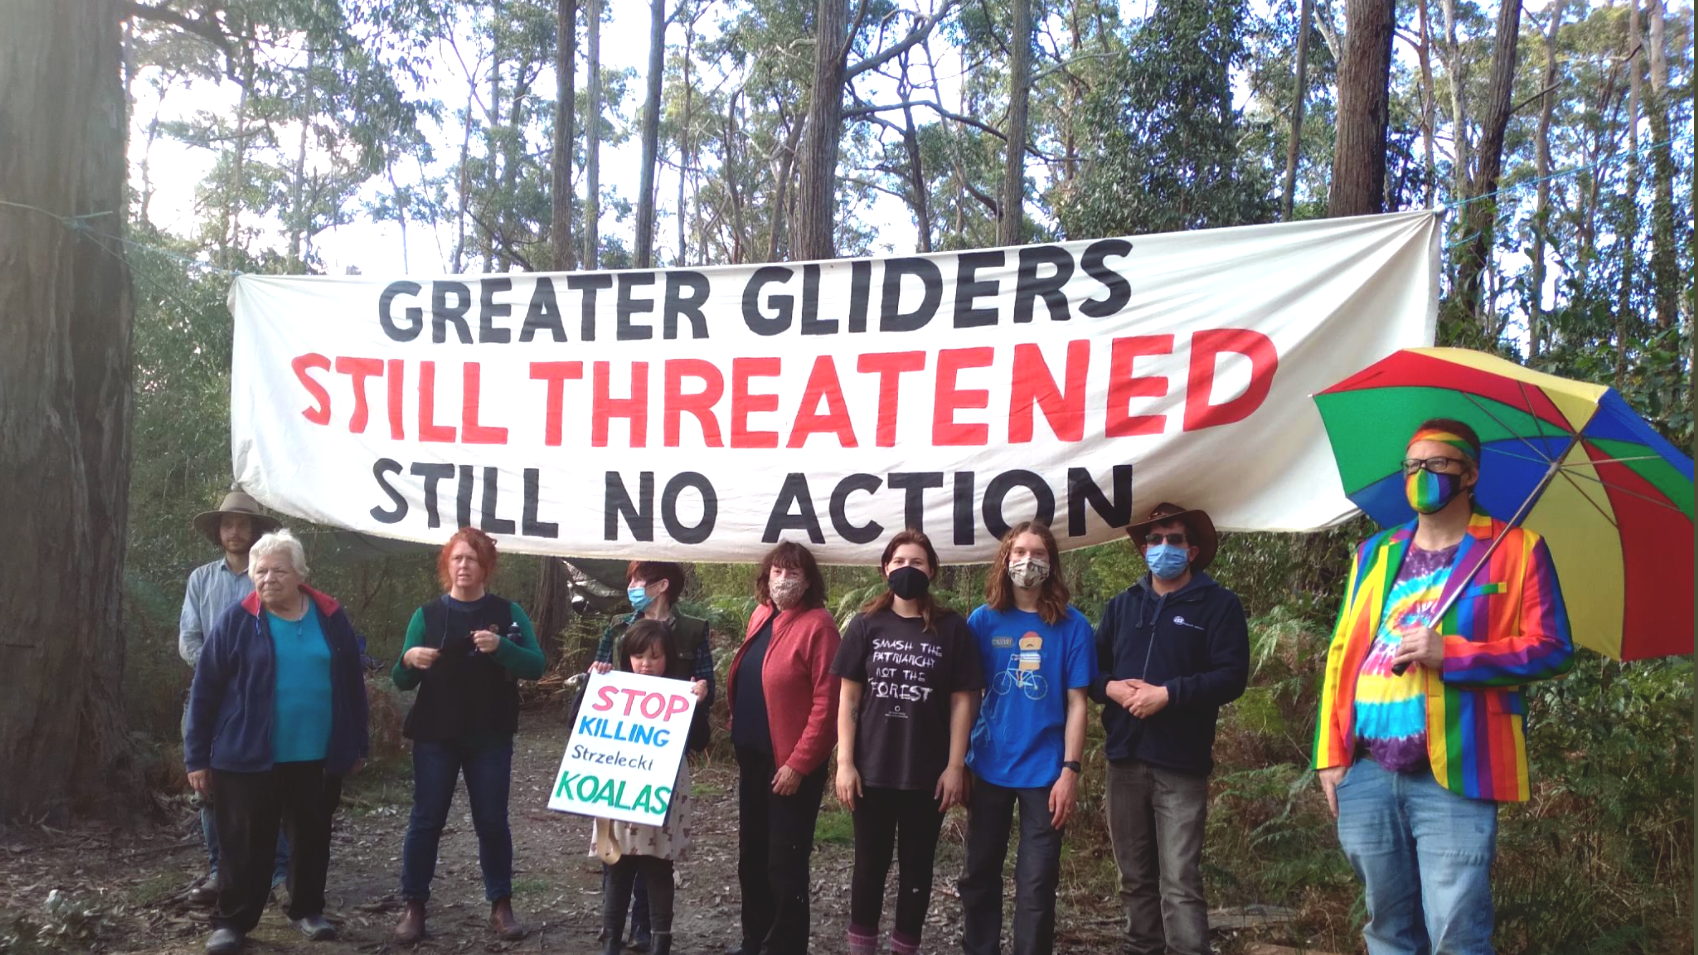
[959,778,1064,955]
[400,738,514,902]
[1335,758,1499,955]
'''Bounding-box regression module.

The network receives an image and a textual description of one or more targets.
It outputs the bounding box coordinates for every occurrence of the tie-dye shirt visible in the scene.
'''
[1353,543,1456,772]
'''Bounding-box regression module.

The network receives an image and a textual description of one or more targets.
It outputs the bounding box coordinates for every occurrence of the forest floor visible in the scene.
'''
[0,704,1310,955]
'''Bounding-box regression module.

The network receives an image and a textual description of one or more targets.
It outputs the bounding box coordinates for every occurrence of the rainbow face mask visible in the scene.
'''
[1405,468,1465,514]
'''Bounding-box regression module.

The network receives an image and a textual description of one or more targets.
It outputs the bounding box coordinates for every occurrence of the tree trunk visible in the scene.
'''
[224,34,255,268]
[1281,0,1313,219]
[290,49,315,270]
[1413,0,1438,206]
[1439,0,1470,202]
[633,0,667,268]
[1529,1,1563,358]
[584,0,601,269]
[902,100,932,252]
[1328,0,1396,216]
[0,0,139,822]
[552,0,577,271]
[1454,0,1523,324]
[1644,0,1676,329]
[999,0,1032,246]
[795,0,850,261]
[1616,0,1643,385]
[766,112,805,262]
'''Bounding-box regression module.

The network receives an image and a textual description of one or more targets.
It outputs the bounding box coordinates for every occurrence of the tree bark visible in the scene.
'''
[1281,0,1314,219]
[1644,0,1676,329]
[999,0,1032,246]
[0,0,139,821]
[1616,0,1643,384]
[1439,0,1470,202]
[902,100,932,252]
[552,0,577,271]
[1453,0,1523,324]
[584,0,601,269]
[766,112,806,262]
[1327,0,1396,216]
[633,0,667,267]
[1529,2,1563,358]
[1413,0,1438,206]
[795,0,850,261]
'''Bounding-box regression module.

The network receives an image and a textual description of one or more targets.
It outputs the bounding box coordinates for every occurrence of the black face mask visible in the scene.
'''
[887,566,931,601]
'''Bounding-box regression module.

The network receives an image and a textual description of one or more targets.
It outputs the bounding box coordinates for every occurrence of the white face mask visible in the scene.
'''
[770,576,806,608]
[1008,556,1050,589]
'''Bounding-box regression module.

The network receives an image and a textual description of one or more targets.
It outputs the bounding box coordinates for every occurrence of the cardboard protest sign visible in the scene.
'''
[228,211,1438,561]
[547,669,698,825]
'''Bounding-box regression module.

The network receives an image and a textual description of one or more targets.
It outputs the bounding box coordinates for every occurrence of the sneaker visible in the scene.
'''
[205,927,243,954]
[293,914,336,941]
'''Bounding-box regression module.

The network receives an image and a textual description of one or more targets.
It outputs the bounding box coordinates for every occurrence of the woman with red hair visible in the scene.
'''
[389,528,545,944]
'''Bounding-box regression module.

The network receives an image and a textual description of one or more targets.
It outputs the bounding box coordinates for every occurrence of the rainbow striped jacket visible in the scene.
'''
[1314,510,1575,802]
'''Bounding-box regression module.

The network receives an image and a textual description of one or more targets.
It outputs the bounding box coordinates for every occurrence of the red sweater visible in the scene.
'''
[727,603,842,775]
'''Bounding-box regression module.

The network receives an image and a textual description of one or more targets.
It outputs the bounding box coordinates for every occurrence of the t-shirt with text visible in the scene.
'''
[965,604,1096,790]
[831,608,985,790]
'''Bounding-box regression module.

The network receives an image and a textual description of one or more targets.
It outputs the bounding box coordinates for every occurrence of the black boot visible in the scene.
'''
[649,932,671,955]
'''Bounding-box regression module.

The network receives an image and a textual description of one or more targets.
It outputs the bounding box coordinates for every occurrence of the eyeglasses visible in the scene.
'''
[1402,456,1469,475]
[1144,533,1188,546]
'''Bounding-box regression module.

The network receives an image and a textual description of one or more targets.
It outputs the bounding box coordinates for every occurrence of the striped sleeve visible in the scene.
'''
[1441,534,1575,686]
[1312,540,1367,770]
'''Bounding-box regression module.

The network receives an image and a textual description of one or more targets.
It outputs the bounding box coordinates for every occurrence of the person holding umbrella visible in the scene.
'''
[1314,418,1575,955]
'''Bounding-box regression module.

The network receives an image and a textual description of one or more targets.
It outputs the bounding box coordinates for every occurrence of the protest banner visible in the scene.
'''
[547,669,698,826]
[228,210,1438,561]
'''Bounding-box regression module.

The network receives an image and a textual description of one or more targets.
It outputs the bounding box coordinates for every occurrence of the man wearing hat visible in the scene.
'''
[179,488,288,905]
[1088,503,1249,955]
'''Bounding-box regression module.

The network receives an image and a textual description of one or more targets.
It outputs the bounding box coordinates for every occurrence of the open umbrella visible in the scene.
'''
[1313,346,1694,661]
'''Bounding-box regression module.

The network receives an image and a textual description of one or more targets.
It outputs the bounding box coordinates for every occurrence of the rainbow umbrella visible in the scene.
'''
[1313,346,1694,661]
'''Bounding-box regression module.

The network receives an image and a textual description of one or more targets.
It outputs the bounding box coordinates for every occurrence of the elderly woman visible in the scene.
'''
[184,529,369,955]
[390,527,545,944]
[726,541,841,955]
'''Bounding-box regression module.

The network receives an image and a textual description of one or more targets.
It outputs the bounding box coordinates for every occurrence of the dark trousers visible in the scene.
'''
[959,777,1064,955]
[400,738,514,902]
[849,787,945,947]
[605,855,676,938]
[736,745,828,955]
[1105,760,1211,955]
[212,761,342,933]
[601,864,653,941]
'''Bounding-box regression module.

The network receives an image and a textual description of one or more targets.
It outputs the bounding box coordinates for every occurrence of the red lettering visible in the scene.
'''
[332,357,382,433]
[460,362,508,444]
[593,685,618,711]
[291,353,332,425]
[731,357,782,449]
[787,355,858,448]
[1183,329,1278,431]
[664,694,690,722]
[1008,340,1089,443]
[663,359,724,447]
[855,351,926,447]
[1106,335,1174,437]
[639,692,665,719]
[933,347,994,446]
[417,361,456,442]
[386,359,405,439]
[530,361,584,447]
[619,687,646,716]
[592,361,649,448]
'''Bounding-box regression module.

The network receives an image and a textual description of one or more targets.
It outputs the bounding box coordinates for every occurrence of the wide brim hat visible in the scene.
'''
[1126,502,1219,574]
[192,489,282,546]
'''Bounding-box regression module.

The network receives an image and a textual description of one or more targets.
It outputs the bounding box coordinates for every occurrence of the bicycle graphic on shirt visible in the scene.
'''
[990,633,1047,701]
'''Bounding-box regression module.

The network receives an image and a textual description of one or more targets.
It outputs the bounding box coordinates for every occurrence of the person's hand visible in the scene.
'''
[472,628,502,654]
[1125,680,1170,719]
[690,679,709,701]
[589,661,613,675]
[1390,625,1444,672]
[1048,767,1079,829]
[772,764,802,796]
[187,769,211,796]
[1319,766,1346,819]
[935,763,969,812]
[835,763,862,810]
[1105,679,1139,711]
[403,646,440,670]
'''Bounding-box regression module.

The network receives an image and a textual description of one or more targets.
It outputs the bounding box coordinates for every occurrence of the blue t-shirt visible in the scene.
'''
[268,608,334,763]
[965,604,1096,789]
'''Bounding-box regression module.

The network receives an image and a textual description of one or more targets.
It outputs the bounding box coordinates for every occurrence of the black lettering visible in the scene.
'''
[522,468,559,538]
[409,462,455,528]
[846,259,873,333]
[568,274,614,341]
[661,472,717,544]
[520,278,567,342]
[983,470,1055,540]
[1068,465,1133,536]
[886,472,944,532]
[479,277,513,343]
[370,458,407,523]
[432,281,474,343]
[953,251,1004,328]
[800,264,836,335]
[378,281,424,341]
[953,471,976,546]
[829,473,883,545]
[456,464,475,529]
[479,466,516,534]
[605,471,655,541]
[1080,239,1133,317]
[763,473,825,544]
[879,257,943,332]
[743,265,794,335]
[1013,246,1075,323]
[663,271,710,339]
[616,273,656,340]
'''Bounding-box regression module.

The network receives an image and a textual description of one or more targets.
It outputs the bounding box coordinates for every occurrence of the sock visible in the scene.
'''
[891,929,922,955]
[847,923,878,955]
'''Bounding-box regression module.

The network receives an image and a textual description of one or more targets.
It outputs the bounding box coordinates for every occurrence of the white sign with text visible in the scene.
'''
[547,669,698,826]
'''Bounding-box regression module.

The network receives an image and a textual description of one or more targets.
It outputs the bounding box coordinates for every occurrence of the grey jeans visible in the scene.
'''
[959,778,1064,955]
[1105,759,1211,955]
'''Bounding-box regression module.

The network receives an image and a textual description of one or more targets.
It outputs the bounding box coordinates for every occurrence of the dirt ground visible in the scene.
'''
[0,705,1137,955]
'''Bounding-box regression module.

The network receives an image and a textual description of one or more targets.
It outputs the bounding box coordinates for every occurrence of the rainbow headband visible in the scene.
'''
[1408,428,1477,462]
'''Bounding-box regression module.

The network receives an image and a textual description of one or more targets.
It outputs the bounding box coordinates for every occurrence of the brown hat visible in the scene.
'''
[1126,502,1219,573]
[192,489,282,547]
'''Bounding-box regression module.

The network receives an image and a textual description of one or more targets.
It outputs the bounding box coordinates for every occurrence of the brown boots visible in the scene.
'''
[489,897,527,941]
[392,899,426,944]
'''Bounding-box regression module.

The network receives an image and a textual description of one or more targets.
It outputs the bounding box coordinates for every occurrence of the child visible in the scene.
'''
[587,618,708,955]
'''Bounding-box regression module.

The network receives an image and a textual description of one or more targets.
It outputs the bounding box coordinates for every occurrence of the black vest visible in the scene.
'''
[403,594,520,741]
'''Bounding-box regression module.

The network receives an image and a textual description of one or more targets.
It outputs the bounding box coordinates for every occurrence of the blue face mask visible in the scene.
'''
[627,585,652,612]
[1145,543,1191,581]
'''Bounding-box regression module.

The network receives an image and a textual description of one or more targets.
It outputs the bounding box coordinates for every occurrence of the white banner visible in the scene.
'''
[229,211,1438,562]
[548,670,697,825]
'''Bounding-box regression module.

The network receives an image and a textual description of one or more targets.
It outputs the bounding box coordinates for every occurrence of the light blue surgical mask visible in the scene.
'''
[627,585,652,612]
[1145,543,1190,581]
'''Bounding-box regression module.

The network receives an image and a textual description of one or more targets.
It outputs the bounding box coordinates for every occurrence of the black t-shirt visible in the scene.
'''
[830,608,985,790]
[731,617,775,753]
